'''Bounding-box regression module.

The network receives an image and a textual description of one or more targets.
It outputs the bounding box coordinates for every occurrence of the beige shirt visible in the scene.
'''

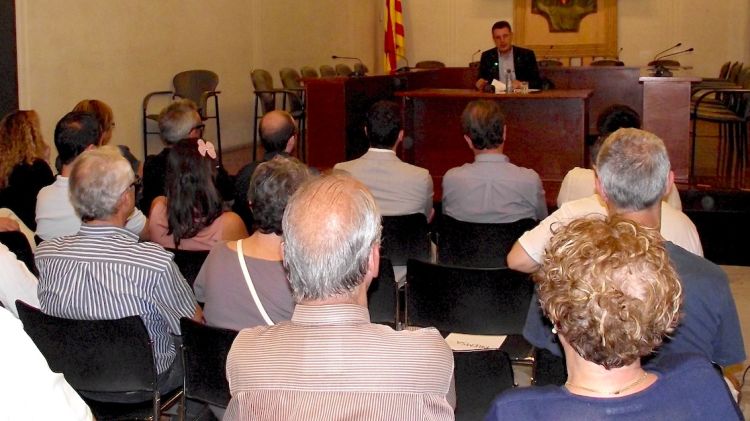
[225,304,455,421]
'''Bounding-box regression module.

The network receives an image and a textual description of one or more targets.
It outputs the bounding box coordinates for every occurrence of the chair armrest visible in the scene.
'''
[693,88,750,115]
[199,90,221,108]
[142,90,173,112]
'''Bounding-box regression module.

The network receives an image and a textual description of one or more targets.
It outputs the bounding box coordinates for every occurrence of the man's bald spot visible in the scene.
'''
[259,110,296,143]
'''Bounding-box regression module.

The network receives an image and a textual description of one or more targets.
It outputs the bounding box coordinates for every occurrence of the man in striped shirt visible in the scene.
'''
[35,147,201,399]
[225,172,455,420]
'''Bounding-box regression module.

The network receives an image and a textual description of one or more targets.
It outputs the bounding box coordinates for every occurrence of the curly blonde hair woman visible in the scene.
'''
[0,110,54,229]
[485,216,742,420]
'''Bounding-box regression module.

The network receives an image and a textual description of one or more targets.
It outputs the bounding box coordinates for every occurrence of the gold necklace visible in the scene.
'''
[565,371,650,396]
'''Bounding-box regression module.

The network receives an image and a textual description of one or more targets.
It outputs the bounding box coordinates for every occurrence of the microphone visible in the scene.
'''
[653,42,681,61]
[657,47,694,60]
[332,55,365,77]
[471,49,481,63]
[395,53,410,73]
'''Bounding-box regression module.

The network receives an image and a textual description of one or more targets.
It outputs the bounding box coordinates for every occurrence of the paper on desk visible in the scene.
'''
[445,333,507,351]
[491,79,507,93]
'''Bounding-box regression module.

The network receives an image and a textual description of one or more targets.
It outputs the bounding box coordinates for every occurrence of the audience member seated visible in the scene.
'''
[35,147,201,397]
[335,100,434,219]
[486,217,741,421]
[36,112,148,241]
[141,99,232,214]
[557,104,682,210]
[0,241,39,317]
[72,99,140,175]
[1,306,93,420]
[0,110,55,230]
[148,138,247,250]
[233,110,298,229]
[442,100,547,223]
[195,157,311,331]
[516,129,744,372]
[224,173,455,420]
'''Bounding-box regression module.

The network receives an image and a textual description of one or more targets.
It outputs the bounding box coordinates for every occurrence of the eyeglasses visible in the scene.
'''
[129,176,142,190]
[193,124,205,132]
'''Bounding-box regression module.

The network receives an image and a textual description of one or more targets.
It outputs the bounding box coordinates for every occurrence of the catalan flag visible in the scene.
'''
[384,0,405,73]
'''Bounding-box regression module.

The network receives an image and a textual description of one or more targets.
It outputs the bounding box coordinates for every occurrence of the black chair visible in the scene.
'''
[367,257,400,327]
[531,348,567,386]
[142,70,222,161]
[166,248,210,289]
[436,216,537,268]
[381,213,431,266]
[15,300,181,420]
[279,67,307,160]
[0,230,36,275]
[405,259,535,361]
[453,350,515,421]
[180,318,239,418]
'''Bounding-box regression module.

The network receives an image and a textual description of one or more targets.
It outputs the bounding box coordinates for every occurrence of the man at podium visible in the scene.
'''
[475,21,542,91]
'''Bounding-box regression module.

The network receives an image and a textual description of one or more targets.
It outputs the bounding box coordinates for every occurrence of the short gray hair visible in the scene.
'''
[69,146,134,222]
[596,128,670,211]
[282,171,382,302]
[158,99,201,144]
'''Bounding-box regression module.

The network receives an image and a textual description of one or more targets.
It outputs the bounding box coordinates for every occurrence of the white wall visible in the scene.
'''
[15,0,750,162]
[16,0,380,160]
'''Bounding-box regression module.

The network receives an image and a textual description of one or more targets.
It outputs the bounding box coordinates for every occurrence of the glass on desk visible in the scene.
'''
[515,81,530,94]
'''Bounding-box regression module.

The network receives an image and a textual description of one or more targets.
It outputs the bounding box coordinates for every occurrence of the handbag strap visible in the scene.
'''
[236,239,274,326]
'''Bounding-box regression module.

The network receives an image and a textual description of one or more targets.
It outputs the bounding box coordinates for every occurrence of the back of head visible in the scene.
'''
[282,172,381,302]
[165,138,222,246]
[54,111,102,167]
[72,99,114,143]
[535,216,682,369]
[365,100,402,149]
[591,105,641,164]
[596,128,670,211]
[248,156,312,235]
[69,145,133,222]
[0,109,48,187]
[259,110,297,153]
[462,100,505,149]
[492,20,512,32]
[158,99,201,145]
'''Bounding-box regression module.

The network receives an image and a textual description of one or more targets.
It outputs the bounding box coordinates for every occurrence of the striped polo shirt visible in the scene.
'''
[225,304,455,420]
[35,225,197,373]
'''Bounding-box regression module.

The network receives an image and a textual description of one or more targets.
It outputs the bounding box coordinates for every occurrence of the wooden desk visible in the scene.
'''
[397,88,592,203]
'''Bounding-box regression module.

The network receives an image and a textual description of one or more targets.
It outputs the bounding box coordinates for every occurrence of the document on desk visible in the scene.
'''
[445,333,507,351]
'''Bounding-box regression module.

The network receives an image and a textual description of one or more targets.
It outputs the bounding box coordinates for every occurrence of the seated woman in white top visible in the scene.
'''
[194,156,312,331]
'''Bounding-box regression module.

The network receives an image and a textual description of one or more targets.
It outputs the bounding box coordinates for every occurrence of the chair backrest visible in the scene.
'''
[538,59,563,68]
[335,63,353,77]
[180,318,239,408]
[415,60,446,69]
[381,213,431,266]
[0,230,36,275]
[717,61,732,79]
[319,65,336,77]
[353,62,369,76]
[453,350,515,421]
[300,66,319,78]
[251,69,276,113]
[405,259,534,335]
[728,62,745,83]
[590,59,624,67]
[436,216,537,268]
[166,248,210,289]
[367,257,398,325]
[15,300,156,395]
[173,70,219,117]
[279,67,304,112]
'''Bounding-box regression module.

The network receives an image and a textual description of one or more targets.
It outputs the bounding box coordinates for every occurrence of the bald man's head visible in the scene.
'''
[259,110,297,153]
